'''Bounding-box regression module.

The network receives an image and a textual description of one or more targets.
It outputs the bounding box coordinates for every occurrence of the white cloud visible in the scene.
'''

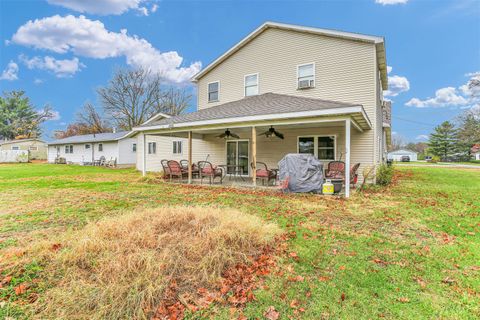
[407,73,480,108]
[11,15,201,83]
[34,78,44,85]
[375,0,408,5]
[415,134,429,141]
[20,55,84,77]
[0,61,19,81]
[151,4,158,13]
[384,66,410,97]
[46,0,154,16]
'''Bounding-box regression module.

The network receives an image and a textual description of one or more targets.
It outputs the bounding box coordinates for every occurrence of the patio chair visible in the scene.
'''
[180,159,199,178]
[251,161,277,186]
[161,159,170,179]
[350,163,361,188]
[198,161,224,184]
[167,160,188,182]
[94,156,106,166]
[106,157,117,168]
[325,161,346,180]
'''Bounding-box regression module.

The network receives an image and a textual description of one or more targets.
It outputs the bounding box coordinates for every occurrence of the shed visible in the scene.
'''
[387,149,418,161]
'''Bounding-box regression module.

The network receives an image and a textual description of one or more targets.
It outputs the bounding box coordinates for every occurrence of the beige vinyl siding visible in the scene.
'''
[196,28,378,177]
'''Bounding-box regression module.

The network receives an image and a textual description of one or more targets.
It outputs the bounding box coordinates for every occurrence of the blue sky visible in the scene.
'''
[0,0,479,142]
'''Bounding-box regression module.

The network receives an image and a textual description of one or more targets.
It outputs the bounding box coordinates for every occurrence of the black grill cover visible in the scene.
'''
[278,153,324,193]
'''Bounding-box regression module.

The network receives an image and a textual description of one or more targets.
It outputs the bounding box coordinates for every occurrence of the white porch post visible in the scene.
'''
[251,126,257,187]
[142,133,147,177]
[188,131,193,184]
[345,118,351,198]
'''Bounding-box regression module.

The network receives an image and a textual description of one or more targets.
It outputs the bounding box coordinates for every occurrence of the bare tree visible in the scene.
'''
[97,68,191,130]
[390,134,405,151]
[77,103,111,134]
[54,103,111,139]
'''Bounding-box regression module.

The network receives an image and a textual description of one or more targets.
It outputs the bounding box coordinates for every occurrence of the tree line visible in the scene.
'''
[391,107,480,161]
[0,68,191,141]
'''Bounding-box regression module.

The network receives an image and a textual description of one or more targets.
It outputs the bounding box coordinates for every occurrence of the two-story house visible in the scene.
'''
[133,22,391,197]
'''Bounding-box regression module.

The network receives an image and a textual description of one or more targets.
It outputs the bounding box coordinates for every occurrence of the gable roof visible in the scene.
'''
[134,92,372,131]
[0,138,45,145]
[48,131,133,145]
[192,21,388,90]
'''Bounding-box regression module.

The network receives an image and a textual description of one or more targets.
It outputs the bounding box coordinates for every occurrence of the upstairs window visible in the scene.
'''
[11,146,19,150]
[208,81,219,102]
[148,142,156,154]
[85,144,91,149]
[132,143,137,152]
[173,141,182,154]
[244,74,258,96]
[297,63,315,89]
[65,145,73,154]
[29,146,38,151]
[98,144,103,152]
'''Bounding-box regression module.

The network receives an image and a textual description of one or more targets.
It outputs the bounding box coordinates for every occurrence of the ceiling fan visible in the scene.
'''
[217,128,240,139]
[260,126,284,139]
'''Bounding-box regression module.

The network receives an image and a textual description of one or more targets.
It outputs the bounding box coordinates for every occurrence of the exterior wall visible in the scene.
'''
[0,140,47,160]
[195,28,379,174]
[141,126,368,180]
[48,141,119,164]
[117,138,137,165]
[475,153,480,161]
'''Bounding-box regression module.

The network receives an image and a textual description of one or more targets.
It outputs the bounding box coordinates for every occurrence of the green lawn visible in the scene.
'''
[0,163,479,319]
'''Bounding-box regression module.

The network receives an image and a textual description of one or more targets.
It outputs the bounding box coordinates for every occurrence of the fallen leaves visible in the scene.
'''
[14,283,28,295]
[264,306,280,320]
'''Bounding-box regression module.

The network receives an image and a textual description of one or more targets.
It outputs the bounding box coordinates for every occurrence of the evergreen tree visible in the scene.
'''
[428,121,459,160]
[0,91,53,140]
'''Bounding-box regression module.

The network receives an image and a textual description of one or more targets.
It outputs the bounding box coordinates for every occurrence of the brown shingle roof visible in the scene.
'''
[139,93,366,128]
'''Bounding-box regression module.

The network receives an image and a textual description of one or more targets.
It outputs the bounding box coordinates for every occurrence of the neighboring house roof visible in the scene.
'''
[134,92,372,131]
[192,21,388,90]
[48,131,133,145]
[0,138,45,146]
[388,149,417,155]
[471,144,480,153]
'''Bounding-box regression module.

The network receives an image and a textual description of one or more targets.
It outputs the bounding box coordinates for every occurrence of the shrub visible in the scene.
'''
[431,156,441,163]
[34,206,280,319]
[376,163,394,186]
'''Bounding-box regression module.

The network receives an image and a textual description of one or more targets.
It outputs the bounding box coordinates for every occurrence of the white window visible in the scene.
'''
[173,141,182,154]
[297,136,336,161]
[29,146,38,151]
[244,73,258,96]
[85,144,91,149]
[148,142,156,154]
[11,146,19,150]
[132,143,137,152]
[98,144,103,152]
[297,63,315,89]
[65,145,73,154]
[208,81,219,102]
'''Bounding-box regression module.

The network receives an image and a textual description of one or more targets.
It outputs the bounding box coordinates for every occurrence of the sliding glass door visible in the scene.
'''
[226,140,249,175]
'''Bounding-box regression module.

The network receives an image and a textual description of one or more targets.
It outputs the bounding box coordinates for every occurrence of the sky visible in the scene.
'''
[0,0,479,142]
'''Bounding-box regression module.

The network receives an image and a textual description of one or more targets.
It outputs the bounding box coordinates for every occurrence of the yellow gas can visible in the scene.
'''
[322,179,334,195]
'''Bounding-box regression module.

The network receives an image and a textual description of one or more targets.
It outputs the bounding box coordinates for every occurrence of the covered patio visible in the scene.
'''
[133,93,372,198]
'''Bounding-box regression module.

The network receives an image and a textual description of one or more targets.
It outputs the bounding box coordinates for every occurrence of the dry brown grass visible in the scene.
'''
[33,206,280,320]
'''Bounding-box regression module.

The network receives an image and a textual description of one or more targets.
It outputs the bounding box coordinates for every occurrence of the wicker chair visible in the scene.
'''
[251,161,277,186]
[198,161,224,184]
[180,160,199,178]
[161,159,170,179]
[166,160,187,182]
[325,161,346,179]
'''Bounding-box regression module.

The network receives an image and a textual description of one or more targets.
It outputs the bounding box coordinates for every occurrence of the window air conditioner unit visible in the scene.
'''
[298,79,314,89]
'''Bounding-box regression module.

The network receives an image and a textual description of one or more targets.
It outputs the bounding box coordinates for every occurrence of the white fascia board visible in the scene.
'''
[133,106,371,132]
[141,112,172,125]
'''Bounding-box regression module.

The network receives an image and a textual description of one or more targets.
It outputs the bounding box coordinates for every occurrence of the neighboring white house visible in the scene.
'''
[47,131,137,166]
[387,149,418,161]
[0,138,47,160]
